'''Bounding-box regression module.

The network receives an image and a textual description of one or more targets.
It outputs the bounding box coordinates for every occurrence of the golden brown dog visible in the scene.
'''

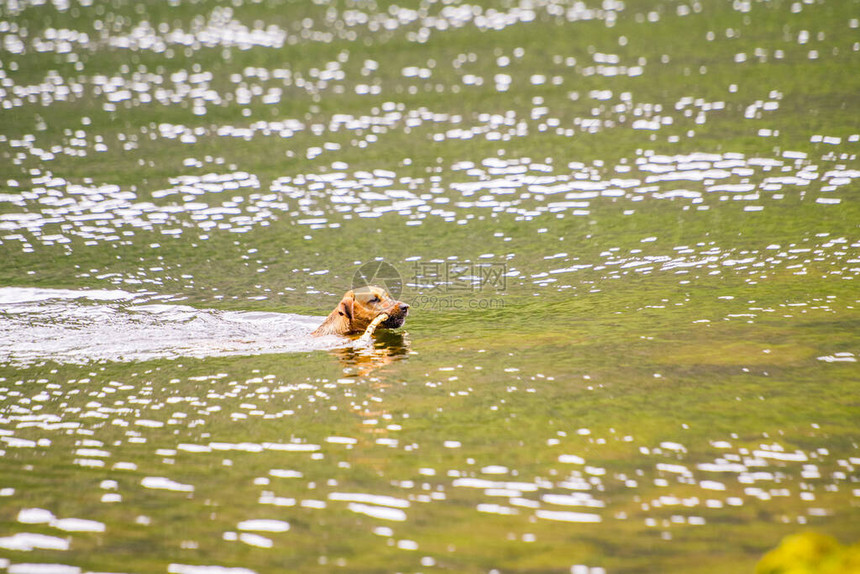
[312,286,409,337]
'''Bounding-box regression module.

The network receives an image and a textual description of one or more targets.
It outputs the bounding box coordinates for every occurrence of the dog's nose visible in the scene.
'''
[401,303,409,312]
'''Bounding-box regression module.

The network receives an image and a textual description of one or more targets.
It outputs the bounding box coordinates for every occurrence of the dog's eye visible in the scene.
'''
[368,296,379,303]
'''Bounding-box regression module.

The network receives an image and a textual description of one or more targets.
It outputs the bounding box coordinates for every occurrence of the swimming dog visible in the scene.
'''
[312,286,409,337]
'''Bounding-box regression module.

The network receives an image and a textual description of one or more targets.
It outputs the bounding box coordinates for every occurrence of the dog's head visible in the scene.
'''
[320,285,409,336]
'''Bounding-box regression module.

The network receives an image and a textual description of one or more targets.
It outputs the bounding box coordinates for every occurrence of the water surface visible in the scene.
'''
[0,0,858,572]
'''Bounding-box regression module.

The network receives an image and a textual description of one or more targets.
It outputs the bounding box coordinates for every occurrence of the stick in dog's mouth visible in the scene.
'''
[355,313,389,346]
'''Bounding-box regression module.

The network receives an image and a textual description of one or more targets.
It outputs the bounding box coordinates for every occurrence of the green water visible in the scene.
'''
[1,0,858,572]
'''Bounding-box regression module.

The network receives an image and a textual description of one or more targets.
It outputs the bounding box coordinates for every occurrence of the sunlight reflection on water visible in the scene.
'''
[0,0,858,571]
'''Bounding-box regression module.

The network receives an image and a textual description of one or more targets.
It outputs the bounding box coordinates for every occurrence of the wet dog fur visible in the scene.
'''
[312,286,409,337]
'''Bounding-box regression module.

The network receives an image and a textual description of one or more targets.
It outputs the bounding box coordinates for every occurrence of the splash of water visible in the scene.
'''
[0,287,338,365]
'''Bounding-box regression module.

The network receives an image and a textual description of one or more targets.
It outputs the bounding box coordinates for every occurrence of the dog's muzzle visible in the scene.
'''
[381,303,409,328]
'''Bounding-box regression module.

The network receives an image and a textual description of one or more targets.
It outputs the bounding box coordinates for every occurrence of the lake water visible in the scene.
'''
[0,1,858,572]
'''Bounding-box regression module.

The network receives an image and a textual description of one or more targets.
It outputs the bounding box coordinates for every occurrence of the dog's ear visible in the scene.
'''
[337,292,354,321]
